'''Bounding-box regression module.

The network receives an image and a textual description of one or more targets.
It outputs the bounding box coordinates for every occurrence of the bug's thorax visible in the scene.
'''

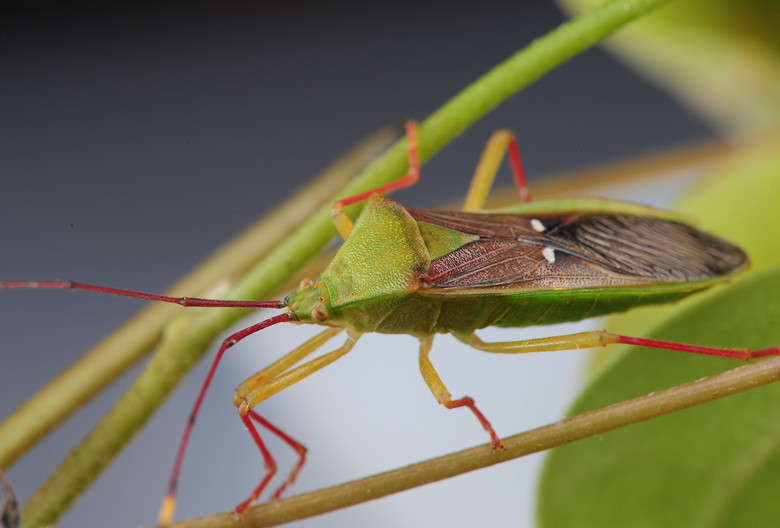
[283,195,442,334]
[321,195,430,305]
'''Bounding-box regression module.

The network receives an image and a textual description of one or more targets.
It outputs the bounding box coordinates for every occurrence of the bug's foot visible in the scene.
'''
[233,499,252,520]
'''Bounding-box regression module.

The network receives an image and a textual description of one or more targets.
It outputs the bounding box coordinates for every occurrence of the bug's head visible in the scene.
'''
[285,278,331,324]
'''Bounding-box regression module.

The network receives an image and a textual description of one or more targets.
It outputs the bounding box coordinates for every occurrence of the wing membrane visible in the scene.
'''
[408,208,748,290]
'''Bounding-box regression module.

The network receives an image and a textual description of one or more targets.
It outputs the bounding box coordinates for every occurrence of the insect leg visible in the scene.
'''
[330,121,420,239]
[232,328,361,516]
[158,313,291,525]
[462,129,529,212]
[454,330,780,360]
[229,326,343,508]
[234,326,344,396]
[244,409,307,500]
[417,337,503,450]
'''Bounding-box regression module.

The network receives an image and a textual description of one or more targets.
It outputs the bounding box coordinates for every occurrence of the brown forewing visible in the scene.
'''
[408,208,748,290]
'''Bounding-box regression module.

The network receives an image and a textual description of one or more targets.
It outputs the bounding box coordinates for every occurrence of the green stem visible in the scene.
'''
[20,0,674,526]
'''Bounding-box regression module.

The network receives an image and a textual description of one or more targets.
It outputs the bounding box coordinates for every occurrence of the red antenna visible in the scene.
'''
[0,280,292,523]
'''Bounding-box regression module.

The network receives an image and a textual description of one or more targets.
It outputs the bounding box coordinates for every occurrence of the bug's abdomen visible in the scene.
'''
[428,281,715,332]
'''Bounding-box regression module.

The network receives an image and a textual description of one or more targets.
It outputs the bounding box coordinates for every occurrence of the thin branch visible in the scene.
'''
[158,356,780,528]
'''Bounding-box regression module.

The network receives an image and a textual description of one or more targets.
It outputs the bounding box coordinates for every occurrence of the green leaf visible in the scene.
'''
[681,143,780,271]
[557,0,780,133]
[538,267,780,527]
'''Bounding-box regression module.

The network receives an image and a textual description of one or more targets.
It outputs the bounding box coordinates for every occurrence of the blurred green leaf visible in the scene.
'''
[538,138,780,526]
[539,3,780,525]
[681,140,780,269]
[557,0,780,133]
[538,267,780,527]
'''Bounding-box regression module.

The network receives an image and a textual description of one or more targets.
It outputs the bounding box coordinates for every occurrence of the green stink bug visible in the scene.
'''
[3,122,777,523]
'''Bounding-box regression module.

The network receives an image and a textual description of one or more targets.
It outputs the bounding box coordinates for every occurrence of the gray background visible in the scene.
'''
[1,3,710,527]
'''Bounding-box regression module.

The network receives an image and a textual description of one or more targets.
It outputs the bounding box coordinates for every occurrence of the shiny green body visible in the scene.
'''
[285,195,746,337]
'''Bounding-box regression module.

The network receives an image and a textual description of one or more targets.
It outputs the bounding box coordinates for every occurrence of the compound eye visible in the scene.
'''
[310,305,329,323]
[299,278,315,288]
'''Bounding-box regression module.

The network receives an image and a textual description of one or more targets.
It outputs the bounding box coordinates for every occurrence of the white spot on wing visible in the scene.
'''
[530,218,545,232]
[542,246,556,264]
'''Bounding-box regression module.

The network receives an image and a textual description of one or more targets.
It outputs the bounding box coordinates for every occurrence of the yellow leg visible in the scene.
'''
[453,330,617,354]
[462,129,528,212]
[330,121,421,239]
[418,337,503,449]
[418,337,449,403]
[230,327,357,516]
[455,329,767,361]
[236,328,361,411]
[234,326,344,398]
[330,203,355,240]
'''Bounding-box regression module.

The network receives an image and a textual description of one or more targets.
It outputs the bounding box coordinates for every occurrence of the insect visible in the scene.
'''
[3,121,779,524]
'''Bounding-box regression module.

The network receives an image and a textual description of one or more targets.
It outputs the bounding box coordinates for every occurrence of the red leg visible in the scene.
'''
[230,329,357,516]
[462,129,531,212]
[158,314,291,525]
[232,408,309,516]
[332,120,420,210]
[612,335,780,360]
[244,409,307,502]
[232,412,278,518]
[418,337,503,450]
[330,122,531,210]
[329,122,531,208]
[444,396,503,450]
[263,424,307,500]
[506,136,531,203]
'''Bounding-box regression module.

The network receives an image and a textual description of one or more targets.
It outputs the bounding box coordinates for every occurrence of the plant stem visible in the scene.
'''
[150,355,780,528]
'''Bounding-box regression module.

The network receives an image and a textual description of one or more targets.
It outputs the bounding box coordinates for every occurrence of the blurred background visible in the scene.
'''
[0,2,738,527]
